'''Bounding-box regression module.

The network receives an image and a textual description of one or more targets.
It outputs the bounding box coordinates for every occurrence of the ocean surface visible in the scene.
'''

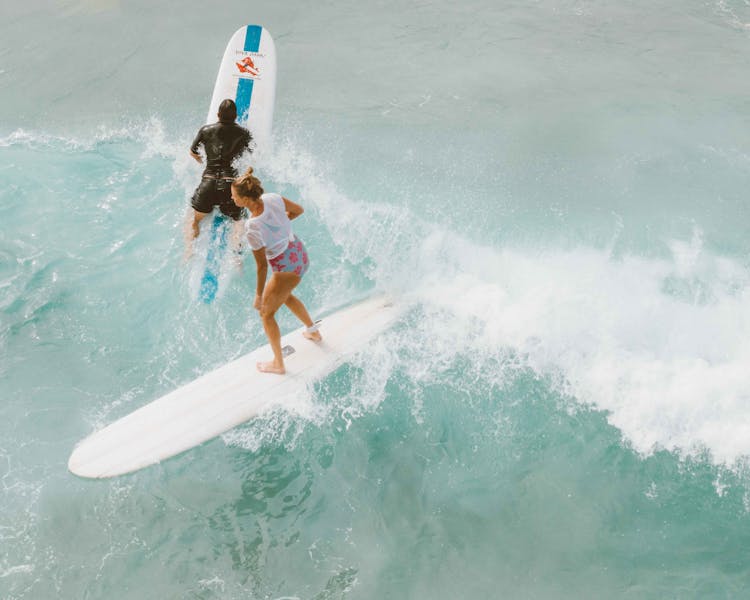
[2,1,750,598]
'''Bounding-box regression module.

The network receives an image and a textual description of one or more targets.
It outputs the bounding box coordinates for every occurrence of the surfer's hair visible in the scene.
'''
[218,99,237,122]
[232,167,264,200]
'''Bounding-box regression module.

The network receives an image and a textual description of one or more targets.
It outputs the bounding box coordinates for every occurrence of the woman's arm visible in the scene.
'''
[282,197,304,220]
[253,248,268,310]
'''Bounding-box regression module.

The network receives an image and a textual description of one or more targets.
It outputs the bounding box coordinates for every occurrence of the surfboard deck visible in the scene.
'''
[68,296,401,479]
[207,24,276,144]
[196,24,277,303]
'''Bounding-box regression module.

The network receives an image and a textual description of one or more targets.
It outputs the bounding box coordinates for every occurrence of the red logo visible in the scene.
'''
[236,56,260,77]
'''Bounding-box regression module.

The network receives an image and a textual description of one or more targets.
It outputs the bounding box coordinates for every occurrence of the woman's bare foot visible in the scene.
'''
[257,361,285,375]
[303,330,322,342]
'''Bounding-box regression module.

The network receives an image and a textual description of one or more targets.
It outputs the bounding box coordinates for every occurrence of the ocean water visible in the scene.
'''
[2,0,750,598]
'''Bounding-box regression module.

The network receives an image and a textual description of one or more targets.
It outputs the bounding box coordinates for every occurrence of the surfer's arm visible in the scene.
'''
[282,197,304,220]
[253,247,267,308]
[189,128,204,163]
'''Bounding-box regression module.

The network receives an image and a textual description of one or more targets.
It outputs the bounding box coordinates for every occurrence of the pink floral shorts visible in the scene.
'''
[268,236,309,277]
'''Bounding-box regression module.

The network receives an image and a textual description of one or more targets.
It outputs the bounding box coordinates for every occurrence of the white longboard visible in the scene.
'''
[196,25,277,303]
[69,297,401,479]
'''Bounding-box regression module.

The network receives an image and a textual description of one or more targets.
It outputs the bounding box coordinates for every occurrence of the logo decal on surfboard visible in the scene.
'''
[236,55,260,77]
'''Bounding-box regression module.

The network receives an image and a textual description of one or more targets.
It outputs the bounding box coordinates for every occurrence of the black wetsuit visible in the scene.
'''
[190,120,252,220]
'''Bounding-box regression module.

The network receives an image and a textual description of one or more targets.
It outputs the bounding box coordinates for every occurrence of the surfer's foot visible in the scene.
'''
[303,330,322,342]
[257,361,285,375]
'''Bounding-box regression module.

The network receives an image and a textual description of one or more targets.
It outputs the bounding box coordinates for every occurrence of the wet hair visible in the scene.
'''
[218,99,237,122]
[232,166,264,200]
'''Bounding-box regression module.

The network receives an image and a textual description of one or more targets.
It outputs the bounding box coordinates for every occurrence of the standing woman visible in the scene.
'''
[231,167,321,374]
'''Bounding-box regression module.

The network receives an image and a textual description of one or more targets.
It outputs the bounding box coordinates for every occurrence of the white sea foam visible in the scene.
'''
[252,135,750,469]
[13,123,750,469]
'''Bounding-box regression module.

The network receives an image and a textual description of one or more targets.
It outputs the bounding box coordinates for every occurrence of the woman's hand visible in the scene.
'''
[253,294,262,311]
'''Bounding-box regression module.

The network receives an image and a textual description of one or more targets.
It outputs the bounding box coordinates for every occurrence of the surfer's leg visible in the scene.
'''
[183,208,210,261]
[229,218,244,248]
[257,272,301,374]
[188,209,210,238]
[270,237,317,340]
[188,179,217,239]
[217,188,245,267]
[228,219,245,270]
[285,295,321,341]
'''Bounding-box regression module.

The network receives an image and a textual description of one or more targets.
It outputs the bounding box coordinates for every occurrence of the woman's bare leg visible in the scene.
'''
[285,294,322,341]
[257,272,301,374]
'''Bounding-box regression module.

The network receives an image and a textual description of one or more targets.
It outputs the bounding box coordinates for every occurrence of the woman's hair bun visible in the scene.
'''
[232,166,264,199]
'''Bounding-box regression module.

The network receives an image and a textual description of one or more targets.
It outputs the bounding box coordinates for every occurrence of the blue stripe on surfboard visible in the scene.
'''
[235,25,262,121]
[244,24,262,51]
[198,214,230,303]
[235,79,254,122]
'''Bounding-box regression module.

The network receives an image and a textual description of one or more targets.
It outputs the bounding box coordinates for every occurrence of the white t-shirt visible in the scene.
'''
[245,193,294,259]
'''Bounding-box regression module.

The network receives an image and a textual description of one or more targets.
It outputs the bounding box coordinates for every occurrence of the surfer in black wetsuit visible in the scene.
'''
[185,98,252,249]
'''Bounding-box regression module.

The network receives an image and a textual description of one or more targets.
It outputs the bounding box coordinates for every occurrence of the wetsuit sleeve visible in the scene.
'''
[190,127,204,154]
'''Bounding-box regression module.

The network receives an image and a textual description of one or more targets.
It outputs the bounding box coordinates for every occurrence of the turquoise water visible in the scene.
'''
[2,1,750,597]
